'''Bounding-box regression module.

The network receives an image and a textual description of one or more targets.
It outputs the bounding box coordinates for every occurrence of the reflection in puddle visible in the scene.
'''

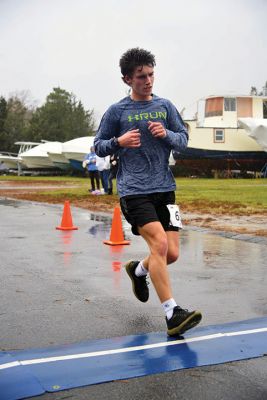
[88,213,131,241]
[88,213,131,288]
[88,224,110,240]
[0,199,20,208]
[112,261,122,272]
[90,213,112,224]
[112,261,122,289]
[61,231,73,245]
[109,245,125,255]
[88,213,112,240]
[110,246,124,289]
[59,231,74,265]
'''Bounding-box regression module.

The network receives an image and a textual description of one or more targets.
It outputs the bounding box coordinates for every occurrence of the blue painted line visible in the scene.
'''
[1,317,267,400]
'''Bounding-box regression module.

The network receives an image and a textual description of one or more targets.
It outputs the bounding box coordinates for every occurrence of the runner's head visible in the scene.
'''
[119,47,156,80]
[120,48,156,100]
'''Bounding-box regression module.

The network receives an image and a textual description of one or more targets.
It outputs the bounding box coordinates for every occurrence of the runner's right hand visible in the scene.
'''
[118,129,141,148]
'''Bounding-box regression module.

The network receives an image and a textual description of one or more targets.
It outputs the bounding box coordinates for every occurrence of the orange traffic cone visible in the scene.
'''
[103,206,130,246]
[56,201,78,231]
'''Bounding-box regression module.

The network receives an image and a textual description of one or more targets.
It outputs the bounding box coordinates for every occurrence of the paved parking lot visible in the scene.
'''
[1,198,267,400]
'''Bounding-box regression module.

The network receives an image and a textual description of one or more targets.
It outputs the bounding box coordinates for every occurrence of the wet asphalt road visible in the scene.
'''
[0,198,267,400]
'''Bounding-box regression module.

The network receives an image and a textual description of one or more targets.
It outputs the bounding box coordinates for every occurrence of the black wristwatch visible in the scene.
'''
[112,137,120,149]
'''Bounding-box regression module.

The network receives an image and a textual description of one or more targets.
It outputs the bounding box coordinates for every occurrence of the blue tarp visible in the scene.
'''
[1,317,267,400]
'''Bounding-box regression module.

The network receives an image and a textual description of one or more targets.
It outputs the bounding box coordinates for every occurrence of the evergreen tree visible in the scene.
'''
[28,87,95,142]
[0,95,31,152]
[0,96,7,132]
[0,96,8,150]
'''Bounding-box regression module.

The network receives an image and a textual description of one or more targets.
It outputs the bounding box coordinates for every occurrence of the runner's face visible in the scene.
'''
[126,65,154,101]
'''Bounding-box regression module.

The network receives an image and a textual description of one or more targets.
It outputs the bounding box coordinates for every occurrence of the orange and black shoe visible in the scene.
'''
[125,260,149,303]
[166,306,202,336]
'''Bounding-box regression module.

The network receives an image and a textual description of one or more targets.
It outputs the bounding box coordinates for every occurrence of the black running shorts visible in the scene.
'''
[120,191,179,236]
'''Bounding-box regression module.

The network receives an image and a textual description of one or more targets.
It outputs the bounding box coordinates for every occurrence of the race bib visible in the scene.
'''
[166,204,183,229]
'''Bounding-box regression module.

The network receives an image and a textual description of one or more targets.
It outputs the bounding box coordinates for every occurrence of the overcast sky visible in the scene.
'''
[0,0,266,123]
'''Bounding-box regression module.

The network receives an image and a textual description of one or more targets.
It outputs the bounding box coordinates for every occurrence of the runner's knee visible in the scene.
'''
[167,248,179,265]
[150,232,168,258]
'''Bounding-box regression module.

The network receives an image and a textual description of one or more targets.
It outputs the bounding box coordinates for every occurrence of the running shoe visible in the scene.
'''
[125,260,149,303]
[166,306,202,336]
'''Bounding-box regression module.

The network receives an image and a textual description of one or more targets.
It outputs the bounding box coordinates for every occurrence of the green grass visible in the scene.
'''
[1,175,267,215]
[41,187,91,198]
[175,178,267,214]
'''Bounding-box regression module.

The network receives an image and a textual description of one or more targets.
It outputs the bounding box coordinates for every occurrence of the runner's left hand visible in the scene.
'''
[148,121,167,138]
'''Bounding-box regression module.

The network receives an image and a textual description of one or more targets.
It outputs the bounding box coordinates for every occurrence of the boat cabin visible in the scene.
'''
[195,95,267,128]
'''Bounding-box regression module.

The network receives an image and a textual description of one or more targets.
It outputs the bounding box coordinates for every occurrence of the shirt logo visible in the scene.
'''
[127,111,167,122]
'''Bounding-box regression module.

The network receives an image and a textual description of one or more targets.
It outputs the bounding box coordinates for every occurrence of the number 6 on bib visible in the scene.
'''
[166,204,183,229]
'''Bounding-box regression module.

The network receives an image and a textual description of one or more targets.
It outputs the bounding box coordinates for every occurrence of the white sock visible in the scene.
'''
[162,298,177,320]
[135,260,148,277]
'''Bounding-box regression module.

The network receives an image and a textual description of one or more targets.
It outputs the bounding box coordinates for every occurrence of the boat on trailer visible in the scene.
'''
[62,136,95,171]
[0,142,40,170]
[173,94,267,175]
[20,141,64,169]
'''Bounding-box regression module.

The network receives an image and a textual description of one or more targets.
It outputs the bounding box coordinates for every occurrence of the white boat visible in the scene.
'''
[47,143,70,170]
[173,94,267,173]
[0,151,21,169]
[20,141,64,169]
[0,142,40,170]
[62,136,95,171]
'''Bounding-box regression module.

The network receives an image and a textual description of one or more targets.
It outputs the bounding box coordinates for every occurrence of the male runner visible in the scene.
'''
[94,47,202,336]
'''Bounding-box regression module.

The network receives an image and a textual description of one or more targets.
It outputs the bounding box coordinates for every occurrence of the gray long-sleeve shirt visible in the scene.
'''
[94,95,188,198]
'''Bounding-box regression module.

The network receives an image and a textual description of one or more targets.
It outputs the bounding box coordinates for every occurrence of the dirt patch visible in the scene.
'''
[1,181,266,237]
[0,189,120,214]
[0,180,77,187]
[182,213,267,237]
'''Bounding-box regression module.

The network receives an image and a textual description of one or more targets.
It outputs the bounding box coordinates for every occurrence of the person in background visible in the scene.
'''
[83,146,101,194]
[96,155,110,194]
[107,153,119,195]
[94,47,202,336]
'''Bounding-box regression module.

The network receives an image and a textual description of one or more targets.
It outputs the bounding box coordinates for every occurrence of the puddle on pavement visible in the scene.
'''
[88,213,112,240]
[57,230,75,265]
[7,236,26,239]
[90,213,112,224]
[88,212,131,241]
[0,199,21,208]
[88,213,129,288]
[112,261,122,272]
[112,261,122,289]
[110,249,124,289]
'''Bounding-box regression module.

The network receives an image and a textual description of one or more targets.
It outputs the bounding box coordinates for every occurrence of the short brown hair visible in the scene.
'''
[119,47,156,78]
